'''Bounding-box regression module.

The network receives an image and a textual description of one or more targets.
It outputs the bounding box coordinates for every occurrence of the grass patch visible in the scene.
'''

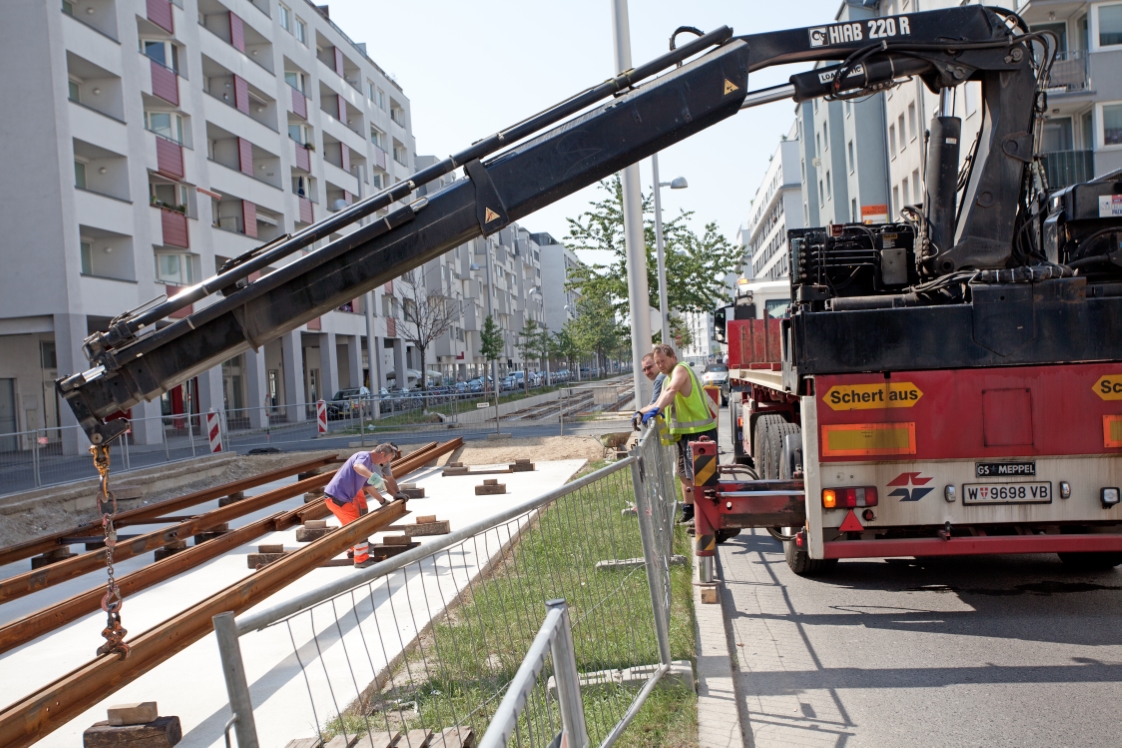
[324,459,697,747]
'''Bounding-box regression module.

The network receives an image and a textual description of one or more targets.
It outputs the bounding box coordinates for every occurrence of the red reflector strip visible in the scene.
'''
[1105,415,1122,448]
[821,423,916,457]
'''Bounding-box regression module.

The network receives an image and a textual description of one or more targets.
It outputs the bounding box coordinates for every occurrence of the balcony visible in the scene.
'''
[79,225,135,282]
[149,58,179,105]
[207,122,282,189]
[293,140,311,173]
[289,84,308,119]
[155,134,184,179]
[202,54,278,132]
[298,196,314,224]
[159,207,189,248]
[198,0,274,74]
[62,0,119,42]
[146,0,173,33]
[1041,149,1094,191]
[1048,51,1089,94]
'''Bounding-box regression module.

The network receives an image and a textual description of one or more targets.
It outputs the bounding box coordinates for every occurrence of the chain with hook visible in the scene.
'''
[91,443,130,659]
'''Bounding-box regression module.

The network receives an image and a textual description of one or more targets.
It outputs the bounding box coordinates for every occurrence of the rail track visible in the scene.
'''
[0,438,462,748]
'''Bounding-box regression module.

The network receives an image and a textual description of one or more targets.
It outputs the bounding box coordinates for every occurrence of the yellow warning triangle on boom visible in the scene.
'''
[485,207,500,223]
[723,79,739,95]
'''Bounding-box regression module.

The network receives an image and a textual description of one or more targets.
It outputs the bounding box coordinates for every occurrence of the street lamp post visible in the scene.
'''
[651,153,688,347]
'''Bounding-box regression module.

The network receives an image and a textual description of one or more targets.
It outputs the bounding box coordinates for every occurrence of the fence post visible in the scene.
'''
[212,612,260,748]
[162,417,170,462]
[559,388,565,437]
[546,599,589,748]
[359,398,367,446]
[121,424,131,470]
[630,442,673,667]
[33,430,41,488]
[187,407,196,458]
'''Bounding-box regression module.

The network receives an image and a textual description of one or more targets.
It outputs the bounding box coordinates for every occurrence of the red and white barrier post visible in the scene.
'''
[206,410,223,453]
[316,399,328,435]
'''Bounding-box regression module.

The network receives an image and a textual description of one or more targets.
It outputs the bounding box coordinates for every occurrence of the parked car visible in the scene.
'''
[326,387,371,419]
[700,363,730,406]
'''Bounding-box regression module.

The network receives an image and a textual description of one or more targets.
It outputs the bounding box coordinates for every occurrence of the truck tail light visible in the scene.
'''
[823,486,878,508]
[1104,415,1122,448]
[820,423,916,457]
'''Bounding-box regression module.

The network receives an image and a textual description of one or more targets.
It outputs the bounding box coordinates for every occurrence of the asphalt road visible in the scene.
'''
[713,407,1122,748]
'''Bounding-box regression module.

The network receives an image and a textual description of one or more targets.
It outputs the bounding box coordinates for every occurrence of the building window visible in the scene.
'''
[847,140,854,173]
[288,123,310,144]
[393,143,408,165]
[851,198,857,223]
[156,253,196,285]
[74,160,87,189]
[292,174,309,196]
[825,171,831,199]
[898,115,906,150]
[80,241,92,274]
[284,71,306,93]
[371,172,383,189]
[368,80,376,100]
[823,120,829,148]
[370,126,385,149]
[141,40,179,72]
[68,79,80,102]
[889,124,897,157]
[815,132,821,156]
[145,111,184,143]
[377,89,386,110]
[902,177,909,206]
[1104,103,1122,145]
[1098,3,1122,46]
[294,16,307,45]
[892,186,900,215]
[912,169,921,203]
[818,180,824,203]
[278,3,290,31]
[908,102,917,140]
[390,101,406,127]
[62,0,74,15]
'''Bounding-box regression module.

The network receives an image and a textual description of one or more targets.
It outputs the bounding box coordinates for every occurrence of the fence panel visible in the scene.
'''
[222,429,680,748]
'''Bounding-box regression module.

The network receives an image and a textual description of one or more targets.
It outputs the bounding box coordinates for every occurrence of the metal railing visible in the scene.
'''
[1042,149,1095,192]
[0,378,636,498]
[1048,50,1089,93]
[213,426,682,748]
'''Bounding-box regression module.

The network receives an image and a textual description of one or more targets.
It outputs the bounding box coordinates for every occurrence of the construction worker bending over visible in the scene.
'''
[631,353,666,430]
[322,443,408,568]
[636,344,717,525]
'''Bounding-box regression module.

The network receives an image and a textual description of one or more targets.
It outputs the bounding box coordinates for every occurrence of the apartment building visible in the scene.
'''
[0,0,418,446]
[744,128,804,281]
[534,232,583,334]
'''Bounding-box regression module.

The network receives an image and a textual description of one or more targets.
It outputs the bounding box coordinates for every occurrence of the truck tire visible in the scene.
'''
[771,422,800,480]
[753,415,784,479]
[780,430,803,480]
[1057,552,1122,570]
[785,538,838,575]
[716,528,741,543]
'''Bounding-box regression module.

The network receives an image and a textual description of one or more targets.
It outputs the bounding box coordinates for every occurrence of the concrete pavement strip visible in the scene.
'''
[694,551,746,748]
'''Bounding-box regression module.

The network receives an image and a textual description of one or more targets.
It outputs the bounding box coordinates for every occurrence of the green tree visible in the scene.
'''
[479,314,503,364]
[569,289,623,378]
[565,176,742,320]
[517,319,550,393]
[552,328,579,377]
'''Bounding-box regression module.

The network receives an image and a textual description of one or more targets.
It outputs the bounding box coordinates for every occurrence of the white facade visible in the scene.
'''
[679,311,715,361]
[534,232,583,334]
[0,0,423,443]
[745,127,804,281]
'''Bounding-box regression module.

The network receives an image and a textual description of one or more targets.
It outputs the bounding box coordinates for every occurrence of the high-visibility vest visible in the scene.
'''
[667,363,717,435]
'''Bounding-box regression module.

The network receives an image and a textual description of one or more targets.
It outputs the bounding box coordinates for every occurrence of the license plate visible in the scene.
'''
[963,482,1052,504]
[975,461,1036,477]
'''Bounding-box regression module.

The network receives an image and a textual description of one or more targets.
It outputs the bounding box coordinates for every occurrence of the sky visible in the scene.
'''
[325,0,843,264]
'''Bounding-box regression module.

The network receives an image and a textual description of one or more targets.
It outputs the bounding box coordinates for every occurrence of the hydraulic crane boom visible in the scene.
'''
[60,5,1050,445]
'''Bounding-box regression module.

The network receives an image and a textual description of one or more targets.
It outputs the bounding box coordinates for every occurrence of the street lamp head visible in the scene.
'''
[669,176,688,190]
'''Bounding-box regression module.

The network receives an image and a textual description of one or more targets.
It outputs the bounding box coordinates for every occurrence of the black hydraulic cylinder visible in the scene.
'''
[924,115,961,265]
[61,41,752,444]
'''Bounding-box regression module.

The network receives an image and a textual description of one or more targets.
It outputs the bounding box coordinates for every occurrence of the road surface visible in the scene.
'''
[714,407,1122,748]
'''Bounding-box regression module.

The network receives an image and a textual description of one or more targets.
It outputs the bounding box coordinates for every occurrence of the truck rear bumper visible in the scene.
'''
[822,533,1122,559]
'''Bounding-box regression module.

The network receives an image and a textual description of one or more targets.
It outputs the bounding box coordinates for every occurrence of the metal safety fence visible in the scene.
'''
[0,382,637,497]
[213,426,683,748]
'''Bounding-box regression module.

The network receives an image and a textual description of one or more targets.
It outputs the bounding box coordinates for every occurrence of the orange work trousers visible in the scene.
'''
[325,490,370,563]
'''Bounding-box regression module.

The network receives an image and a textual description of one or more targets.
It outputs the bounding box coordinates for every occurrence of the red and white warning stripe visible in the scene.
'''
[316,399,328,435]
[206,410,223,453]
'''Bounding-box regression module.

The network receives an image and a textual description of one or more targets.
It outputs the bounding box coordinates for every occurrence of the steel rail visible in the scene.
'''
[0,454,338,568]
[0,500,408,748]
[0,438,458,654]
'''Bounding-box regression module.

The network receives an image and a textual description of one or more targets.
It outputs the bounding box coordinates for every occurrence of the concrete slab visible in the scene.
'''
[694,553,746,748]
[0,459,587,748]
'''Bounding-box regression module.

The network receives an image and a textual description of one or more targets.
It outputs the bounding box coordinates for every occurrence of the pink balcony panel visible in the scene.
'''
[333,47,345,77]
[237,137,253,176]
[306,317,322,331]
[343,190,352,205]
[229,12,245,52]
[340,143,350,173]
[298,196,314,224]
[161,208,189,248]
[294,142,311,172]
[336,94,346,122]
[386,317,396,338]
[155,136,184,179]
[150,59,178,105]
[291,87,307,119]
[165,285,193,318]
[373,147,387,171]
[383,280,393,294]
[233,74,250,114]
[242,200,257,238]
[146,0,174,33]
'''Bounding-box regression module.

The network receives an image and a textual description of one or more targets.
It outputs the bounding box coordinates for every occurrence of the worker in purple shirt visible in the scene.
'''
[322,443,407,568]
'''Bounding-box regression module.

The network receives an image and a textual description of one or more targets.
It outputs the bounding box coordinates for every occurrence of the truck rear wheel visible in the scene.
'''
[1057,552,1122,570]
[753,414,784,479]
[784,532,838,576]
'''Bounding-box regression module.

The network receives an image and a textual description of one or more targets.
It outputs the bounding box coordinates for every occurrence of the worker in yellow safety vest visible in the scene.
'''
[636,343,717,524]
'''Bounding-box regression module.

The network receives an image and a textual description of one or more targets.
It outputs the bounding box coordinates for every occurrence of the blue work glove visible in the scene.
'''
[641,407,660,426]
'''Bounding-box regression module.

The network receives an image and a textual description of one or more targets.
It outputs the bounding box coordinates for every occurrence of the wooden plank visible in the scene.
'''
[0,502,407,748]
[400,728,432,747]
[475,484,506,495]
[82,716,181,748]
[437,727,474,748]
[106,702,158,726]
[404,521,450,537]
